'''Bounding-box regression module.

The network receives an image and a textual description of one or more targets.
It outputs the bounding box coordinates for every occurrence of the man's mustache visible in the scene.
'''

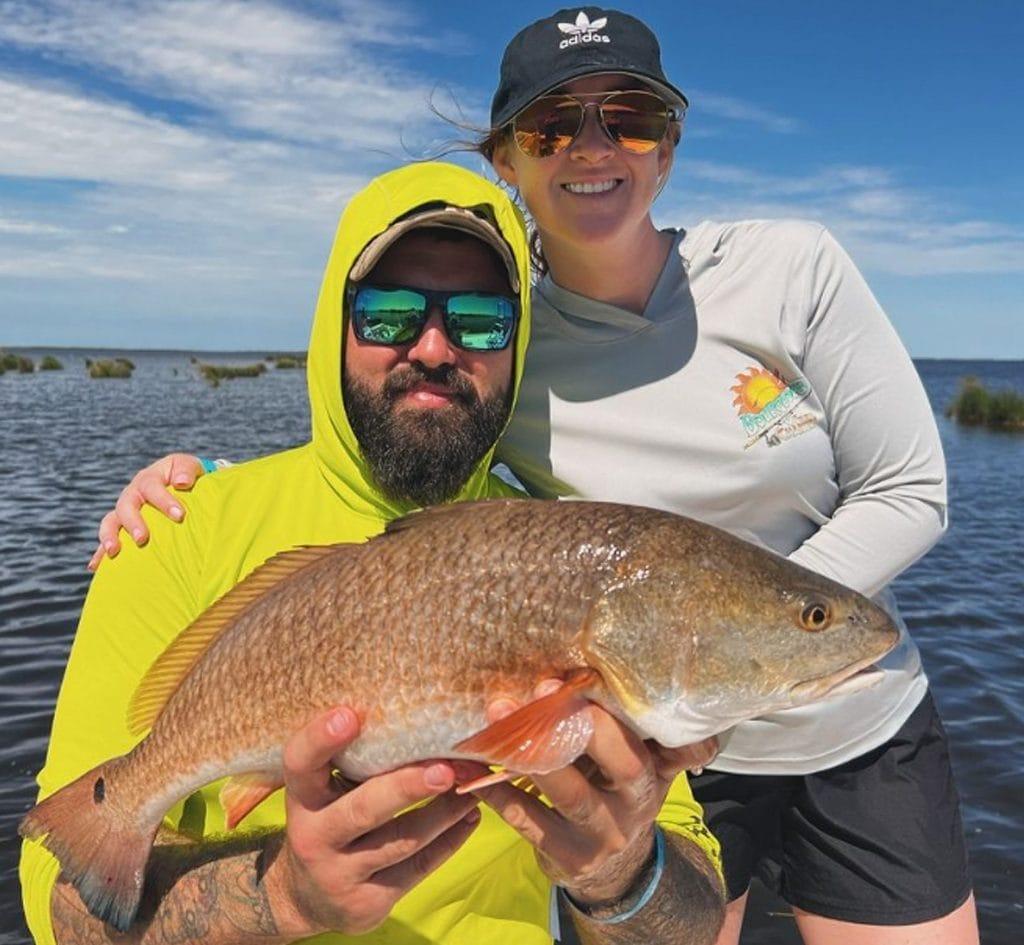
[383,364,478,407]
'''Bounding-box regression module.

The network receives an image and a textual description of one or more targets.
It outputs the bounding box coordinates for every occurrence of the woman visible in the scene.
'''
[91,7,978,944]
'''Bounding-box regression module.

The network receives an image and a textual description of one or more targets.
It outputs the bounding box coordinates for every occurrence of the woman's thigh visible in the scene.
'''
[710,892,748,945]
[793,893,978,945]
[693,691,973,936]
[779,692,973,926]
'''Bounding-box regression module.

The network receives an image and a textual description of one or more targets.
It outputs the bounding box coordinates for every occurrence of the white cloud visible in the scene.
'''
[0,217,66,235]
[659,158,1024,277]
[687,89,803,134]
[0,0,1019,346]
[0,0,475,149]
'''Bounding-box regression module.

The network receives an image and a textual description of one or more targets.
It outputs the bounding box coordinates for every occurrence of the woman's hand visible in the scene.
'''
[87,453,204,571]
[266,706,482,937]
[477,683,718,904]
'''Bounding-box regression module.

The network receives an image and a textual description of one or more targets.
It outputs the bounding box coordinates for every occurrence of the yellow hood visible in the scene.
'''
[307,162,532,519]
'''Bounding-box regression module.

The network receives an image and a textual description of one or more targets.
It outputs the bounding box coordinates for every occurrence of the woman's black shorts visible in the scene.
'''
[690,691,973,925]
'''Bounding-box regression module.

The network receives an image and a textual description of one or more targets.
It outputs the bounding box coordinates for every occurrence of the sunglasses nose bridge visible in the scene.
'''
[569,100,617,153]
[407,307,458,364]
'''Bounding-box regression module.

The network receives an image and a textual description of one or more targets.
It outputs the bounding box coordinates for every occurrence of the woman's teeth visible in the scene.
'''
[562,180,619,195]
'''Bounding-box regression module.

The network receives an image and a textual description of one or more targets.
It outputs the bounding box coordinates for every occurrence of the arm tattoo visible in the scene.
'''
[569,834,725,945]
[51,829,286,945]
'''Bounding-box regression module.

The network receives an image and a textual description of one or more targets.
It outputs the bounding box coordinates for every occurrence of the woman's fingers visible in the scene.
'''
[139,474,187,522]
[86,544,105,572]
[167,453,203,490]
[114,487,151,547]
[96,511,122,559]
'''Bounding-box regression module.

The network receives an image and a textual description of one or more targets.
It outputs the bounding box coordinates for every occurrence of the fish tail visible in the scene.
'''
[19,757,158,933]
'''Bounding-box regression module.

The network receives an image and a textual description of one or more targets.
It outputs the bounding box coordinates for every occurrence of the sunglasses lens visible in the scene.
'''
[514,97,582,157]
[352,287,425,344]
[445,295,517,350]
[600,92,669,154]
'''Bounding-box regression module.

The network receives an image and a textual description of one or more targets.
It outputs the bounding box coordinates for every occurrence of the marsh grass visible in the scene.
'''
[87,358,134,379]
[40,356,64,370]
[946,377,1024,431]
[0,351,34,373]
[198,362,267,388]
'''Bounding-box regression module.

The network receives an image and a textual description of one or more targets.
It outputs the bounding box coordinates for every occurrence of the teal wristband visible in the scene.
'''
[198,457,218,474]
[561,827,665,926]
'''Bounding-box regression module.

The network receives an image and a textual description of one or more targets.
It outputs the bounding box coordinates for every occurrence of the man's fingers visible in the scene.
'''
[115,489,150,546]
[369,806,481,895]
[485,677,564,725]
[284,707,362,810]
[346,791,479,876]
[475,780,572,853]
[583,707,657,806]
[652,736,719,780]
[320,762,458,847]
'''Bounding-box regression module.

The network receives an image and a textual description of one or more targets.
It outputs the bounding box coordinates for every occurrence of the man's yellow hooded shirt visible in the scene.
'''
[21,163,719,944]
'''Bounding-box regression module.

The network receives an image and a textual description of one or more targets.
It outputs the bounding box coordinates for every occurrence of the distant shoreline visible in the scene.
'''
[3,346,1022,363]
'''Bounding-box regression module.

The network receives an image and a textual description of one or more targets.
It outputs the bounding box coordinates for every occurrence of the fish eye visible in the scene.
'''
[799,602,832,632]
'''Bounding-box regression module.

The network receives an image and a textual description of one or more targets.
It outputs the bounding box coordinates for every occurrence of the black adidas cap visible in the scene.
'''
[490,7,688,129]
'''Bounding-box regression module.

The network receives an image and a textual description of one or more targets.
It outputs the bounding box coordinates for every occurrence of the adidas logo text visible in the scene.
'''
[557,11,611,50]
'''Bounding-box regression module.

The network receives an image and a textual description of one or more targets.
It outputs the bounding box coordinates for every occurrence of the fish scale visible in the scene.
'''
[20,498,899,932]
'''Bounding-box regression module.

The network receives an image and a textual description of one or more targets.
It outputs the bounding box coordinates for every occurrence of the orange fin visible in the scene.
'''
[18,757,157,933]
[455,770,545,796]
[219,772,284,830]
[127,545,340,735]
[455,768,515,795]
[454,669,598,776]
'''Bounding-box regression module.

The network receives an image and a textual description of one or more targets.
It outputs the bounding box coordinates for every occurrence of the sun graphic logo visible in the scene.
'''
[731,367,786,415]
[557,11,611,50]
[730,366,812,447]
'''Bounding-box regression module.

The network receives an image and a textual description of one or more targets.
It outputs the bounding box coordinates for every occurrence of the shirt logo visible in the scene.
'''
[731,366,811,448]
[558,11,611,49]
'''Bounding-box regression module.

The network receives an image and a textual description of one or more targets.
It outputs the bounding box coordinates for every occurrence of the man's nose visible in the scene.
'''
[569,105,615,161]
[406,309,458,368]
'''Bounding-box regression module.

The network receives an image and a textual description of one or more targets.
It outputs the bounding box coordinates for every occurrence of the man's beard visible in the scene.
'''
[344,363,513,507]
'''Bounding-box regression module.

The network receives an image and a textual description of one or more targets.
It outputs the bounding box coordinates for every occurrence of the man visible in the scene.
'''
[21,163,723,944]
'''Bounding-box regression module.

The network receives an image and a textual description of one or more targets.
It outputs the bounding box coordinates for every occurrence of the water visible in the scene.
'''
[1,351,1021,943]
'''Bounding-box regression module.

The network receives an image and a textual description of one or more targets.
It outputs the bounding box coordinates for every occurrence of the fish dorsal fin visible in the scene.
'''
[384,499,521,536]
[127,545,339,736]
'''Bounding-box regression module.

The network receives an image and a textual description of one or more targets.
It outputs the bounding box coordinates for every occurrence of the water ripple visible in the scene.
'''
[0,353,1021,943]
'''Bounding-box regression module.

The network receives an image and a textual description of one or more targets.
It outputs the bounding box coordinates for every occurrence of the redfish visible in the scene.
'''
[21,499,898,931]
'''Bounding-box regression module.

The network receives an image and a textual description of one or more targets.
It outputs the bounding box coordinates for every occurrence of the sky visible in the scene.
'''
[0,0,1021,357]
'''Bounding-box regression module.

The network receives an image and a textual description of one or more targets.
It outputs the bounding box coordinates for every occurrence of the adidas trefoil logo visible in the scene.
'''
[557,11,611,50]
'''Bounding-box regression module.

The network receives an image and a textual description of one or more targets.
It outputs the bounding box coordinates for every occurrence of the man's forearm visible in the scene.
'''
[50,828,304,945]
[569,834,725,945]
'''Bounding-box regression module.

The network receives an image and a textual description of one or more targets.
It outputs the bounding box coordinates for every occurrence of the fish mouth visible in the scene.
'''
[788,652,888,703]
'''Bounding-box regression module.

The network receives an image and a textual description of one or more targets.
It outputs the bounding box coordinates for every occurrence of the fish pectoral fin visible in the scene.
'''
[219,772,284,830]
[454,669,598,776]
[455,769,515,794]
[455,771,545,797]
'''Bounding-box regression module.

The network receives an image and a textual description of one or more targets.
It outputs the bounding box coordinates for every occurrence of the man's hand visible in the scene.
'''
[266,706,482,938]
[88,453,203,571]
[477,683,718,904]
